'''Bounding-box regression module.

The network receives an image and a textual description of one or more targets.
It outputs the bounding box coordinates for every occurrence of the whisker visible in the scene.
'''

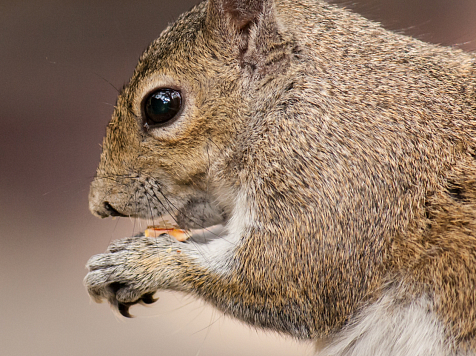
[191,311,224,336]
[46,56,121,94]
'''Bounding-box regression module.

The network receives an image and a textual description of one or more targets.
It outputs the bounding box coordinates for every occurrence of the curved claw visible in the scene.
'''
[118,302,133,318]
[141,293,158,305]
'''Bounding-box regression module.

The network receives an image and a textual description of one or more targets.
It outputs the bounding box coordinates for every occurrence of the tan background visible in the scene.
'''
[1,1,475,355]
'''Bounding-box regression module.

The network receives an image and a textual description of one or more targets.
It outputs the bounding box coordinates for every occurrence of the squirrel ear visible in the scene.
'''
[208,0,270,30]
[207,0,287,72]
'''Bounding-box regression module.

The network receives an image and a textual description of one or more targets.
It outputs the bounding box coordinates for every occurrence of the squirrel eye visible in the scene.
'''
[143,89,182,128]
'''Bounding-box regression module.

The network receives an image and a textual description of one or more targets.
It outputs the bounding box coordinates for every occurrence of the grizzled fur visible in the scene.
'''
[85,0,476,354]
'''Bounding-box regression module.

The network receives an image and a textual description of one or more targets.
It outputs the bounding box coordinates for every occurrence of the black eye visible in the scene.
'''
[143,88,182,128]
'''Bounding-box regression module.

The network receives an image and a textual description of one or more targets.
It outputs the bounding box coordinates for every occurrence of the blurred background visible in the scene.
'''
[1,0,475,355]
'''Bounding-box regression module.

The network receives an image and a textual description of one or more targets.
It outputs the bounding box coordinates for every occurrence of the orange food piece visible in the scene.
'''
[145,226,191,242]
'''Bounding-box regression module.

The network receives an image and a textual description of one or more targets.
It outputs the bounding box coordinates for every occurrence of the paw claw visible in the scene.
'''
[141,293,158,305]
[118,302,133,318]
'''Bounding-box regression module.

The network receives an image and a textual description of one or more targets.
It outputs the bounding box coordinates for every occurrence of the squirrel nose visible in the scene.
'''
[89,180,128,218]
[103,202,128,217]
[94,202,128,218]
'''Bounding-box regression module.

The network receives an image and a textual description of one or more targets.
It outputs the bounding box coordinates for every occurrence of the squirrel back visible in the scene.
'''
[85,0,476,354]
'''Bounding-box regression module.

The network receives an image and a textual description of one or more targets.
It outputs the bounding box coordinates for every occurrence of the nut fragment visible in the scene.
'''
[145,226,191,242]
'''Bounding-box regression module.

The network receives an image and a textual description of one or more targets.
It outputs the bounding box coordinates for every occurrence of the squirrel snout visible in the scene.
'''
[89,186,128,218]
[91,201,128,218]
[102,202,128,218]
[89,181,128,218]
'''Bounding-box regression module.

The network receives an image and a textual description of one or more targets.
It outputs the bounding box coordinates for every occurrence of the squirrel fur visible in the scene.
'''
[85,0,476,354]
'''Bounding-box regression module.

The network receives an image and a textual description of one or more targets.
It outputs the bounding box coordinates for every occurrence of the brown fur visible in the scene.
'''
[85,0,476,353]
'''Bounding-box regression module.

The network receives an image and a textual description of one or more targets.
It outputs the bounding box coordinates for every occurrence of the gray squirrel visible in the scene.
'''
[84,0,476,354]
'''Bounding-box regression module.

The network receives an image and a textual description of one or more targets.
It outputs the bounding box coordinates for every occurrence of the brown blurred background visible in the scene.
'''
[0,1,475,355]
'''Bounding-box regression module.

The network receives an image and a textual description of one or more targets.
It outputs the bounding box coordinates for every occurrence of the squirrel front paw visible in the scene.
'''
[84,236,177,317]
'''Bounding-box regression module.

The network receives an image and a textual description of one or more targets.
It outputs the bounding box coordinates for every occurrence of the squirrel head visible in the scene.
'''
[89,0,293,228]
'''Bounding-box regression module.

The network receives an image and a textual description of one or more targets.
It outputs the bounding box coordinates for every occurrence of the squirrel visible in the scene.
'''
[84,0,476,355]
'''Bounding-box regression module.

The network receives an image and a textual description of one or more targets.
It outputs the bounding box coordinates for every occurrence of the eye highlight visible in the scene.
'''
[143,88,182,129]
